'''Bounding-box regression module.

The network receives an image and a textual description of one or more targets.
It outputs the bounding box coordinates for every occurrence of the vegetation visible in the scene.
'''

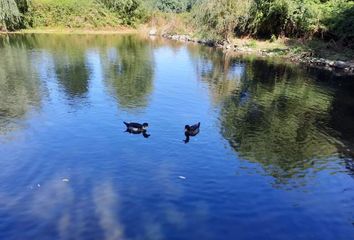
[192,0,354,48]
[188,47,341,181]
[0,0,22,30]
[153,0,196,13]
[99,0,147,25]
[0,0,353,50]
[26,0,120,28]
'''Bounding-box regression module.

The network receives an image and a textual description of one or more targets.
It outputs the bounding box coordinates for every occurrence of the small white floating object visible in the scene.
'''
[62,178,69,182]
[37,184,41,188]
[178,176,186,180]
[149,28,157,36]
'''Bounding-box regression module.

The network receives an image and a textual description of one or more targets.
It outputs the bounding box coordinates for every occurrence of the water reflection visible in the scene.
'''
[0,36,42,135]
[223,61,340,179]
[189,47,244,103]
[190,47,352,181]
[1,34,354,239]
[101,36,154,109]
[93,182,124,240]
[53,49,90,99]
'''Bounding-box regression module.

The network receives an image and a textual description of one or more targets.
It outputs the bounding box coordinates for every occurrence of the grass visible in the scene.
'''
[226,37,354,61]
[285,39,354,61]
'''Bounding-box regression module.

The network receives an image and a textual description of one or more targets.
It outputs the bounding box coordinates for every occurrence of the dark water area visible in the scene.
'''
[0,33,354,240]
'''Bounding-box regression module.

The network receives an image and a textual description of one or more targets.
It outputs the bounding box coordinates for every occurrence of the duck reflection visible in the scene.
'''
[184,122,200,143]
[123,121,150,138]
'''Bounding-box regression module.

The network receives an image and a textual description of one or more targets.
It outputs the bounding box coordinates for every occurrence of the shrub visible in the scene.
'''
[192,0,253,40]
[26,0,120,28]
[99,0,147,25]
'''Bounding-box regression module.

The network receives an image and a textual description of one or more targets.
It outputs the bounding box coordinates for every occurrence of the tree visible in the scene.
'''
[192,0,253,40]
[0,0,21,30]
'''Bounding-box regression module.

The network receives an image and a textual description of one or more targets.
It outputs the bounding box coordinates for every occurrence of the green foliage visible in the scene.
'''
[145,0,196,13]
[248,0,325,38]
[322,0,354,46]
[156,0,187,13]
[0,0,21,30]
[191,0,354,47]
[99,0,147,25]
[192,0,253,40]
[27,0,120,28]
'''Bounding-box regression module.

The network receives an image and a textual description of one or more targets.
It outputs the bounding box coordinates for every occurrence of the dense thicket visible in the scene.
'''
[192,0,354,46]
[99,0,147,25]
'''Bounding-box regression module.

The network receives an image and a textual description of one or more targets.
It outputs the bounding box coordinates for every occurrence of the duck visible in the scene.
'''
[124,122,148,132]
[123,122,150,138]
[184,122,200,143]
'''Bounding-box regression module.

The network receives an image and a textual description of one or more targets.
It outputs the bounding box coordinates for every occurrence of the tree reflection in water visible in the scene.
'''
[190,47,352,182]
[0,35,42,135]
[101,35,154,109]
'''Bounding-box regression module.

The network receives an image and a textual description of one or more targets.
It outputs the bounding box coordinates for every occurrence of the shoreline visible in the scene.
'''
[2,27,138,35]
[161,33,354,76]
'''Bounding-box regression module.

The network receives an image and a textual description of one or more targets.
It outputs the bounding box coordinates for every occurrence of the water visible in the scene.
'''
[0,34,354,240]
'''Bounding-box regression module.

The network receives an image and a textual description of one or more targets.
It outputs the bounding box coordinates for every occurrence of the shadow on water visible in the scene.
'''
[189,46,354,182]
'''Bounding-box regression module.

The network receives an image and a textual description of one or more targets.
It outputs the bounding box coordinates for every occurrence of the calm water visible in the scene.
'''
[1,34,354,240]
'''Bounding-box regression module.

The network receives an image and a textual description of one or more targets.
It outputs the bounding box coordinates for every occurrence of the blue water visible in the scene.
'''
[0,34,354,240]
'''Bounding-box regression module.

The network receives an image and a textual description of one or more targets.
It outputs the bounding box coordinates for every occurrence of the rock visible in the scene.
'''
[334,61,348,69]
[149,28,157,36]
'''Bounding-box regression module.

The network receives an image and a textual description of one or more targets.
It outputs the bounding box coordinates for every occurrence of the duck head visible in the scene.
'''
[142,123,149,130]
[185,125,190,132]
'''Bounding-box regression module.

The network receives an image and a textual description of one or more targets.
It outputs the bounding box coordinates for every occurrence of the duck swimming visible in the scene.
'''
[123,122,150,138]
[184,122,200,143]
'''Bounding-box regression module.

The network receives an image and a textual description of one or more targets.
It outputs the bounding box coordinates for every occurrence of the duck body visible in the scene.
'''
[184,122,200,143]
[185,122,200,136]
[124,122,148,132]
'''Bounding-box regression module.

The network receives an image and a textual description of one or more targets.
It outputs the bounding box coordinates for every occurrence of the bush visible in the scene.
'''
[321,0,354,46]
[26,0,120,28]
[99,0,147,25]
[192,0,253,40]
[190,0,354,48]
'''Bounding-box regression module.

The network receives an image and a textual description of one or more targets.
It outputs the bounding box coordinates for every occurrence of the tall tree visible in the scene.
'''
[0,0,21,30]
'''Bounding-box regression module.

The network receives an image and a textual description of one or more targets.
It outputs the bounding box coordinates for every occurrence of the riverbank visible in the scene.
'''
[6,27,137,35]
[160,33,354,75]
